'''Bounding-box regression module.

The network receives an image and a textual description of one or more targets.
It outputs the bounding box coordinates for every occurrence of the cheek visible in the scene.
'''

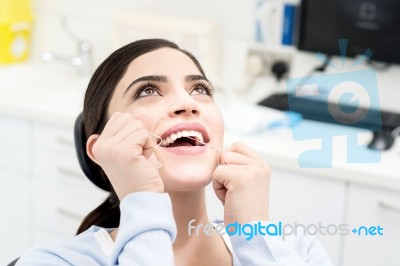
[207,106,224,141]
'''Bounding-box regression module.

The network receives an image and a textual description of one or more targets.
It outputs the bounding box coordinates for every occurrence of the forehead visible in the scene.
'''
[123,48,202,80]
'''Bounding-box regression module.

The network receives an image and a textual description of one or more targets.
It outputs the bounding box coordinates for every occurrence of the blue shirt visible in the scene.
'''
[17,192,333,265]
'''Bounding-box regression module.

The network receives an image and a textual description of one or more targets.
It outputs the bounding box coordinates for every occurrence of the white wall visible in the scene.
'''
[29,0,400,112]
[30,0,255,65]
[31,0,255,40]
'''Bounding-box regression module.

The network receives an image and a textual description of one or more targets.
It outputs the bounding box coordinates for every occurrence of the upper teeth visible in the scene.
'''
[161,130,204,147]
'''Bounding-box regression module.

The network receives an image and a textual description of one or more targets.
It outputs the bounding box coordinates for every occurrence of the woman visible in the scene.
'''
[17,39,332,265]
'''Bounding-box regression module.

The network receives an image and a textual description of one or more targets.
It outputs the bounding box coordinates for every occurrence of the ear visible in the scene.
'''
[86,134,100,164]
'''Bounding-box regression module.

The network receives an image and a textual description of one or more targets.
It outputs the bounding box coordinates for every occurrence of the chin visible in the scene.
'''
[155,145,219,191]
[160,160,216,191]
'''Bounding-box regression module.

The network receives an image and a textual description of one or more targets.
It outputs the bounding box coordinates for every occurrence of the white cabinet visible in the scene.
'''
[0,114,108,264]
[0,115,30,265]
[0,170,30,265]
[343,184,400,266]
[0,115,30,172]
[269,169,346,266]
[31,122,108,245]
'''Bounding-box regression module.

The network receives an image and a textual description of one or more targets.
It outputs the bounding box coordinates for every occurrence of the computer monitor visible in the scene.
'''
[297,0,400,64]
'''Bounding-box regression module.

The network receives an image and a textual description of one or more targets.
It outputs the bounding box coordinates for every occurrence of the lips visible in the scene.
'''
[158,123,210,149]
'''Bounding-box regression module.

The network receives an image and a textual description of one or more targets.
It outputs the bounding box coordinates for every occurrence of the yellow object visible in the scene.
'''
[0,0,33,64]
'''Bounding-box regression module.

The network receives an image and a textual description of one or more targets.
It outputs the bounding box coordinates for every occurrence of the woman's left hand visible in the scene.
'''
[212,142,271,226]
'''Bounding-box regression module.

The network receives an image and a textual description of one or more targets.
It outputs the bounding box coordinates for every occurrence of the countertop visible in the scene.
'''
[0,63,87,126]
[1,63,400,192]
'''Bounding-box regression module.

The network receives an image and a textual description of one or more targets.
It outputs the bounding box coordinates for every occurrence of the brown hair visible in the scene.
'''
[77,39,206,234]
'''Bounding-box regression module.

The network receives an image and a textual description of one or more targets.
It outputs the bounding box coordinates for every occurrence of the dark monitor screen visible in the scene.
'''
[297,0,400,64]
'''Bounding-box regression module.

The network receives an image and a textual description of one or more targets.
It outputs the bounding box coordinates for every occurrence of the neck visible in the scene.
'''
[168,189,210,248]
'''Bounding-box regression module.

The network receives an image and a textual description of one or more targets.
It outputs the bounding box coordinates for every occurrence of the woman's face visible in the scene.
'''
[108,48,224,191]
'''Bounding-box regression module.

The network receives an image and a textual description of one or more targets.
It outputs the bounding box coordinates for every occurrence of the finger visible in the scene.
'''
[130,107,147,117]
[147,153,161,169]
[131,108,154,132]
[226,142,262,160]
[101,112,133,138]
[111,118,158,149]
[212,164,249,188]
[111,119,144,143]
[212,164,251,204]
[142,139,157,159]
[131,107,162,148]
[115,122,157,159]
[219,151,260,165]
[212,178,226,204]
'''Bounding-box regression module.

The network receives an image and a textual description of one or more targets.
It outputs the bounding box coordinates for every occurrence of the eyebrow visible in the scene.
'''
[185,74,208,83]
[123,74,210,97]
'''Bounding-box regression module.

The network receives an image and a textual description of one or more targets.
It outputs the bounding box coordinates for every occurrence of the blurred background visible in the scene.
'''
[1,0,399,265]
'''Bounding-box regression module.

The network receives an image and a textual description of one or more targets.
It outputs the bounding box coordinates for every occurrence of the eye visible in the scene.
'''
[138,87,156,97]
[190,83,213,96]
[135,83,162,98]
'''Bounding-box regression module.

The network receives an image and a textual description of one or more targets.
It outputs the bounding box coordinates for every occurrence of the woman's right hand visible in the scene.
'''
[87,112,164,200]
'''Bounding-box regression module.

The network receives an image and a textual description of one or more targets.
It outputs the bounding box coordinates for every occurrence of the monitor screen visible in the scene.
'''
[297,0,400,64]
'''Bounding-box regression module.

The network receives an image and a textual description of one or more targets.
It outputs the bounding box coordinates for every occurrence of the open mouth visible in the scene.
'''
[160,130,206,148]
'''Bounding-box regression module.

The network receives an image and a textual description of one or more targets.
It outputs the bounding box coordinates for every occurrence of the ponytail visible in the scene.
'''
[76,190,120,234]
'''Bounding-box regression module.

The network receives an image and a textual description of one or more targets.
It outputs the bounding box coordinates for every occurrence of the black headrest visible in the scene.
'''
[74,112,110,191]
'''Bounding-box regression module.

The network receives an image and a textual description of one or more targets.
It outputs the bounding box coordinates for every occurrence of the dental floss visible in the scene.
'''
[147,132,163,147]
[130,107,223,152]
[145,132,163,168]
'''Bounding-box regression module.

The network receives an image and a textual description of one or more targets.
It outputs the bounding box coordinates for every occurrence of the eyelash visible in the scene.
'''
[133,81,214,100]
[192,81,214,96]
[133,82,161,99]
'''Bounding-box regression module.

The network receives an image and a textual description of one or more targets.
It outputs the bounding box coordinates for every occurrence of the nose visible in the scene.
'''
[167,92,199,117]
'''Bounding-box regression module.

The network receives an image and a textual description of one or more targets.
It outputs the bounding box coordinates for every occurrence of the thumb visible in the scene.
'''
[212,166,229,205]
[212,179,226,205]
[148,153,161,169]
[131,108,161,159]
